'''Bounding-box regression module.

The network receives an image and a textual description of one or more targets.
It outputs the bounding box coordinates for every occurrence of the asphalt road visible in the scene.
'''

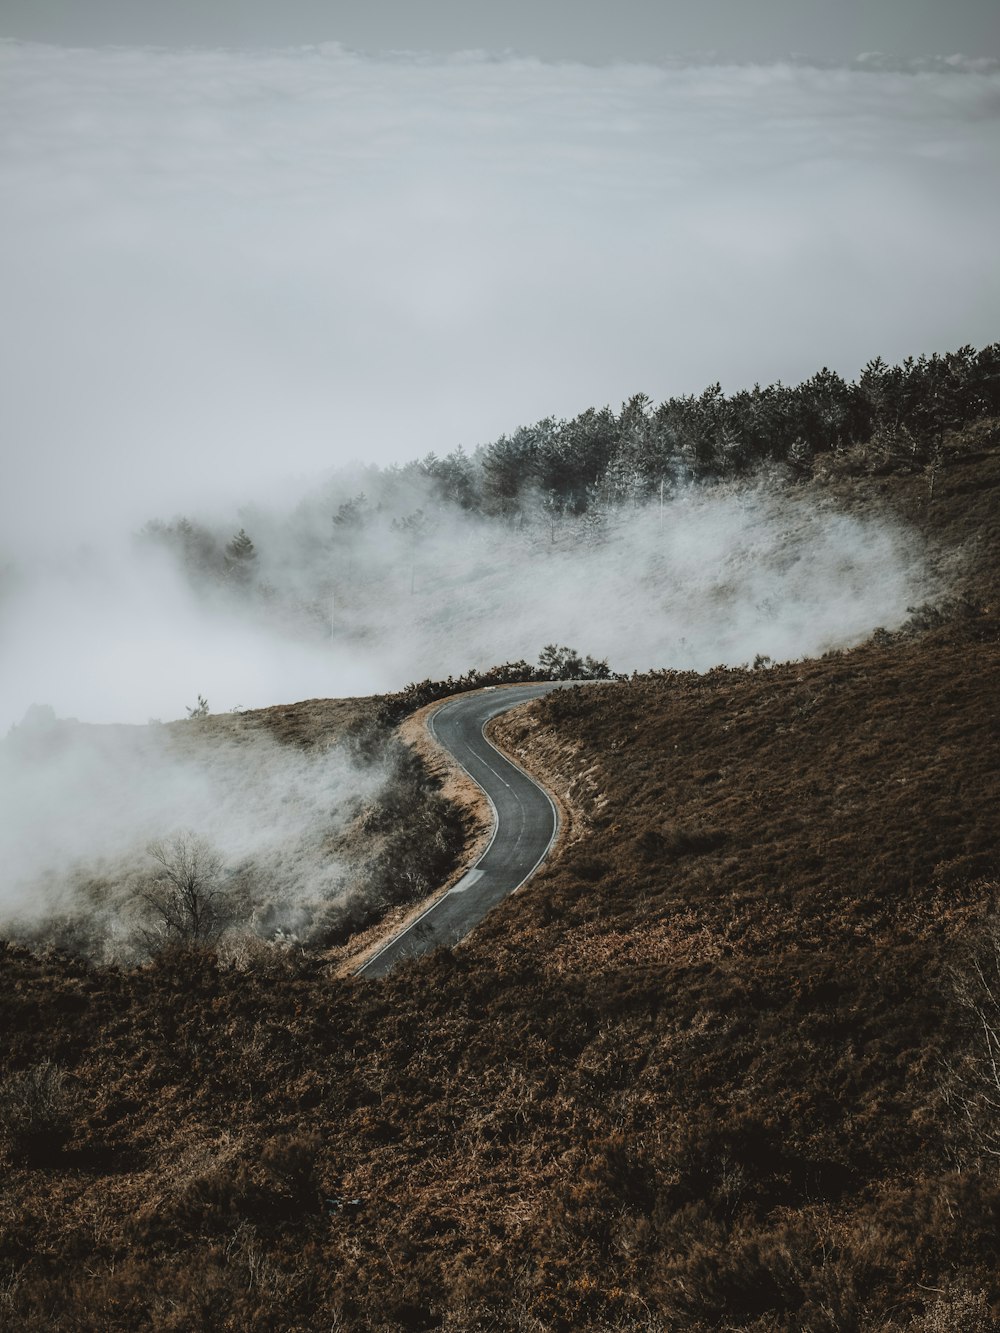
[356,683,564,977]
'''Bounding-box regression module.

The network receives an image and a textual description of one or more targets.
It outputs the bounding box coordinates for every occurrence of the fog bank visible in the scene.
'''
[1,476,930,734]
[0,703,384,951]
[2,42,998,547]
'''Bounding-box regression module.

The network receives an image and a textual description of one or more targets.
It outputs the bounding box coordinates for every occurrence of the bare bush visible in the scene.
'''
[906,1285,999,1332]
[0,1059,72,1164]
[137,832,235,951]
[944,905,1000,1162]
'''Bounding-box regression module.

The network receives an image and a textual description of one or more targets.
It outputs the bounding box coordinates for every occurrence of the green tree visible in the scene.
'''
[224,528,257,587]
[537,645,611,680]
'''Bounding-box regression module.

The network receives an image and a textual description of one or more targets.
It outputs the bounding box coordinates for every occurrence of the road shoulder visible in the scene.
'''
[332,686,562,977]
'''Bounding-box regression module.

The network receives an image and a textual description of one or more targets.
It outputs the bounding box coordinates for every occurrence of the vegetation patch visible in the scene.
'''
[1,364,999,1328]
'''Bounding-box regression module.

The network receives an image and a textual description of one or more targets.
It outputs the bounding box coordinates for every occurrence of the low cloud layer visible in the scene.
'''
[0,475,930,733]
[3,1,998,64]
[1,42,998,549]
[0,703,382,949]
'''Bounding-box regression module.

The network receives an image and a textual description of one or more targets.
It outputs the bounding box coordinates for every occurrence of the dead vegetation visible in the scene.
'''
[2,695,472,967]
[1,429,999,1328]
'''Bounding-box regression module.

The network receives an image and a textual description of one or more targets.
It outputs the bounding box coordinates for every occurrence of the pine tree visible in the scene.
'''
[224,528,257,587]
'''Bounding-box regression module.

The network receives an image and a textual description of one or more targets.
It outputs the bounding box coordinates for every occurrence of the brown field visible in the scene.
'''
[1,428,999,1330]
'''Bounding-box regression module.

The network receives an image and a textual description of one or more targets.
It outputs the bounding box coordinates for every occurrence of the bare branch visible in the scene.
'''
[137,832,231,950]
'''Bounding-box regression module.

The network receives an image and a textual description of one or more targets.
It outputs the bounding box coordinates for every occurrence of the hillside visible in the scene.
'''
[106,343,998,716]
[1,425,999,1329]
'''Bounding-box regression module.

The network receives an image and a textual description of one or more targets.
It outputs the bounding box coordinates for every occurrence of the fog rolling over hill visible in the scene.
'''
[14,339,994,736]
[0,471,927,733]
[0,705,383,954]
[0,412,934,960]
[9,340,984,961]
[0,682,475,960]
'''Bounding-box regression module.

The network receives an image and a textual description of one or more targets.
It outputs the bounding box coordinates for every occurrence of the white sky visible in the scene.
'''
[0,26,998,552]
[1,0,998,63]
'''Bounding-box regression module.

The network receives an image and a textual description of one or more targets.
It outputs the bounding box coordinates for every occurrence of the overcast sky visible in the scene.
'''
[1,0,999,63]
[0,4,998,553]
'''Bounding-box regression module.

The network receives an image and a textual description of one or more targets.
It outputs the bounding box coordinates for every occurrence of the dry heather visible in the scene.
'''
[2,693,472,966]
[1,430,999,1330]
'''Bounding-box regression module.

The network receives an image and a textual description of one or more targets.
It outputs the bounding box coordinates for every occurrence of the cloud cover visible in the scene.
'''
[0,474,931,732]
[1,42,998,550]
[0,703,382,948]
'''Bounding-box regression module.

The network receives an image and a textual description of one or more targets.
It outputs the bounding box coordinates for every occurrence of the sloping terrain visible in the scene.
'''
[0,693,474,966]
[1,430,999,1330]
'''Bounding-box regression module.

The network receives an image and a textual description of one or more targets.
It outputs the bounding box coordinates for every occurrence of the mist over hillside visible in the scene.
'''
[9,341,993,734]
[2,341,994,959]
[0,694,470,961]
[154,478,924,686]
[0,462,926,732]
[0,704,371,953]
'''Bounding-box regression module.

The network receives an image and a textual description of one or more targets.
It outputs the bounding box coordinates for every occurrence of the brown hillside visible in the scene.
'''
[1,436,999,1330]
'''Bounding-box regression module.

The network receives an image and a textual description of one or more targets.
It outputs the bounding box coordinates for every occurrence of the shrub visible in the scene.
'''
[909,1286,1000,1332]
[136,833,235,952]
[260,1131,322,1214]
[0,1059,72,1164]
[538,644,613,681]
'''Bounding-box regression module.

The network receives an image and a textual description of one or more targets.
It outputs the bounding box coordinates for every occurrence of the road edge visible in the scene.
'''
[346,686,566,977]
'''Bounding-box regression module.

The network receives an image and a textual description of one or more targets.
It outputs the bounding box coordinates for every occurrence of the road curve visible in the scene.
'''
[356,683,565,977]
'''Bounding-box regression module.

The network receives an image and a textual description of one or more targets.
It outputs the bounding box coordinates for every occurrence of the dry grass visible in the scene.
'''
[1,433,999,1329]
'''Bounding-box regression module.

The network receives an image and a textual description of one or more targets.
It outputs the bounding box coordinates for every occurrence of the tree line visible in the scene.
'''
[139,340,1000,592]
[416,341,1000,516]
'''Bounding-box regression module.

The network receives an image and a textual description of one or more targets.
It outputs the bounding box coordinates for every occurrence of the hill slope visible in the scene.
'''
[1,429,999,1330]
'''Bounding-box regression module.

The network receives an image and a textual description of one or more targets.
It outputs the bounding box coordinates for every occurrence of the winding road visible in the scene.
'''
[356,683,565,977]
